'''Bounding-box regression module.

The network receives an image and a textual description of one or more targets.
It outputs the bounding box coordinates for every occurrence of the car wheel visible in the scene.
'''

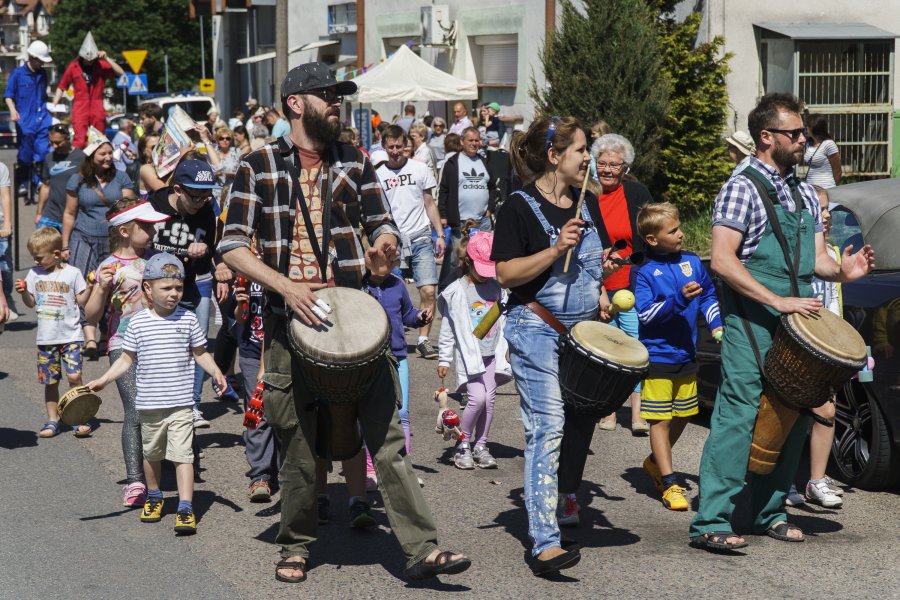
[832,380,900,489]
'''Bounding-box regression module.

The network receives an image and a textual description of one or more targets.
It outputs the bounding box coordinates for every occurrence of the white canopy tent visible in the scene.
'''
[348,45,478,102]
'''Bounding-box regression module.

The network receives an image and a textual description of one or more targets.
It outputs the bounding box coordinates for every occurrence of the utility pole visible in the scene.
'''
[275,0,288,87]
[200,15,206,80]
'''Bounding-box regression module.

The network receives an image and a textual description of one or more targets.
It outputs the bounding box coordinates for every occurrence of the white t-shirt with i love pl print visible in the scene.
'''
[376,159,436,241]
[25,264,86,345]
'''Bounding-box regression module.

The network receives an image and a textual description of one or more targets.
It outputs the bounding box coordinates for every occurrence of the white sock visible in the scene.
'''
[418,335,428,344]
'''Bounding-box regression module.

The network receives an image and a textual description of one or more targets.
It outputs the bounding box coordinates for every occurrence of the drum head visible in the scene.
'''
[58,386,102,426]
[570,321,649,368]
[784,310,866,365]
[289,287,390,366]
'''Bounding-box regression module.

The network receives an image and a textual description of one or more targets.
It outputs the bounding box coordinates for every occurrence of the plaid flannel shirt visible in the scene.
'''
[218,135,399,312]
[712,156,823,262]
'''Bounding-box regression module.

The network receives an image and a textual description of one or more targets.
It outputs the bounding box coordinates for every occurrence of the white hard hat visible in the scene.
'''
[27,40,52,63]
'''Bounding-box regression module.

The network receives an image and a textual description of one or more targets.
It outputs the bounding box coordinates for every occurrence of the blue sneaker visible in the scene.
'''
[213,381,241,402]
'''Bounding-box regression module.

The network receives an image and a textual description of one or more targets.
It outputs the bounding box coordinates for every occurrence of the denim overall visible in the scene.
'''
[690,167,815,539]
[504,189,605,555]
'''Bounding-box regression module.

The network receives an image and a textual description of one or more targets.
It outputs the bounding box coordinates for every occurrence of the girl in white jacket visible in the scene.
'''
[437,225,511,469]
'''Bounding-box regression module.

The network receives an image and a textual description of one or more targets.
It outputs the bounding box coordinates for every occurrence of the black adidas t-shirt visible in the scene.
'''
[491,183,603,306]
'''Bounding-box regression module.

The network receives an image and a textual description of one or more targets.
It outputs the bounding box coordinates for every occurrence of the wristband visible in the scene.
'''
[61,246,69,251]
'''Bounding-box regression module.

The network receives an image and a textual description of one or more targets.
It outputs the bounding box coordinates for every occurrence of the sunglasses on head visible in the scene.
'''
[545,116,561,150]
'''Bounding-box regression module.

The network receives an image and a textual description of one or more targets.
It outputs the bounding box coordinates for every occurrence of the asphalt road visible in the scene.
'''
[1,149,898,599]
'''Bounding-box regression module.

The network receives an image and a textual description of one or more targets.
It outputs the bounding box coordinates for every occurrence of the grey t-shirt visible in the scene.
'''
[67,170,135,237]
[464,278,501,357]
[456,153,490,221]
[41,149,85,224]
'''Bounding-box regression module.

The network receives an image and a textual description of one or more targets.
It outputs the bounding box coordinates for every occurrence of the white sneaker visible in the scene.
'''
[806,480,843,508]
[6,308,18,322]
[785,484,805,507]
[192,407,211,429]
[823,476,844,496]
[453,443,474,470]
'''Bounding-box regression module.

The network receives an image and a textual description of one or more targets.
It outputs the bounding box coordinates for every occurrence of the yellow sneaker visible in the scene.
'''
[174,509,197,534]
[661,484,689,511]
[642,456,663,492]
[141,498,163,523]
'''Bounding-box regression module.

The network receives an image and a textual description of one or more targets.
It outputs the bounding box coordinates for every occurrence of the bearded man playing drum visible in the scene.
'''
[218,62,470,583]
[689,92,875,551]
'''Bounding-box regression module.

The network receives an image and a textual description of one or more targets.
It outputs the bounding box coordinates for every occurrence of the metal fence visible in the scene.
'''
[797,40,894,177]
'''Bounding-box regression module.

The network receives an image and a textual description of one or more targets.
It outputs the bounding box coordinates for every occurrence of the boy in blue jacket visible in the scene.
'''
[634,202,722,511]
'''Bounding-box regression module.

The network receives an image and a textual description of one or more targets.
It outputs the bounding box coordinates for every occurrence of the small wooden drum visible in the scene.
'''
[558,321,650,419]
[748,310,866,474]
[288,287,391,460]
[58,386,102,426]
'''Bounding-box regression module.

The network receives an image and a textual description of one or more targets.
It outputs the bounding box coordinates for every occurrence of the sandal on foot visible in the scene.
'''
[405,550,472,580]
[765,522,804,542]
[73,424,93,438]
[529,548,581,576]
[275,558,307,583]
[689,531,748,551]
[39,421,60,438]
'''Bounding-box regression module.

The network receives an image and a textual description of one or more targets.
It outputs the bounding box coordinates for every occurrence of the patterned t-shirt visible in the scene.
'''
[289,147,335,284]
[97,250,155,350]
[464,278,501,357]
[25,264,86,345]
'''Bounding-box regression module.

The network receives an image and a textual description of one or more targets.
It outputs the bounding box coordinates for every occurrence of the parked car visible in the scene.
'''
[696,178,900,490]
[149,94,216,124]
[0,111,16,147]
[105,113,139,140]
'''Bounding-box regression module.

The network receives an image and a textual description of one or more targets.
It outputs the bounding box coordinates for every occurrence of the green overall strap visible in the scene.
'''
[739,167,804,297]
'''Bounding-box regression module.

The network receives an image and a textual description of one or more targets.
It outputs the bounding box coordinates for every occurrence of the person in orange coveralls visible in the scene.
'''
[52,32,125,149]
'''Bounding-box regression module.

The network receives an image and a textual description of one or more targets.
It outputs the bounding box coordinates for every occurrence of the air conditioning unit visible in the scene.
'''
[421,5,450,46]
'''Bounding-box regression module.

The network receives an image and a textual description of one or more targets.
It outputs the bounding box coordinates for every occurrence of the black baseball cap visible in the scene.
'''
[280,62,357,99]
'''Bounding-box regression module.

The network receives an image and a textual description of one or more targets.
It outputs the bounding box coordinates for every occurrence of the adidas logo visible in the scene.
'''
[653,268,663,276]
[463,168,484,181]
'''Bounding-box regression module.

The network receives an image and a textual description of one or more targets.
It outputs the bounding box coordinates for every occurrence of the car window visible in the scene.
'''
[829,206,864,256]
[164,100,213,123]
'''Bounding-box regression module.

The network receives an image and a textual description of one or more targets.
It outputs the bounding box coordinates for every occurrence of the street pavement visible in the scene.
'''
[1,149,898,599]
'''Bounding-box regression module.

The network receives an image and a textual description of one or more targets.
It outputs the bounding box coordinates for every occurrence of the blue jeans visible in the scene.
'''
[0,234,12,302]
[506,308,568,556]
[406,236,438,287]
[36,216,62,231]
[609,305,641,393]
[192,279,213,407]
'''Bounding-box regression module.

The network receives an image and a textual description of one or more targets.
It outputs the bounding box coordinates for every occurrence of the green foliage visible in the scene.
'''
[652,8,732,217]
[49,0,209,107]
[530,0,668,182]
[680,210,712,258]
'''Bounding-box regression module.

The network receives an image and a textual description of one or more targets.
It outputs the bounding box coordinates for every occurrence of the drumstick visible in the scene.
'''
[563,166,592,274]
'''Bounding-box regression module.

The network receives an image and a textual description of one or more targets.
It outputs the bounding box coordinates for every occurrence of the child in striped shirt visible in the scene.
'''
[88,252,226,535]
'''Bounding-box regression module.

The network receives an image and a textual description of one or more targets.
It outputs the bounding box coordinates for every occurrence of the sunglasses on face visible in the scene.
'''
[180,188,212,203]
[218,137,232,141]
[303,88,344,104]
[766,127,807,141]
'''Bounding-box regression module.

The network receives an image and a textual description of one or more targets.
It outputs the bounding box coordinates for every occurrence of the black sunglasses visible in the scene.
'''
[303,88,344,104]
[766,127,807,141]
[49,124,69,135]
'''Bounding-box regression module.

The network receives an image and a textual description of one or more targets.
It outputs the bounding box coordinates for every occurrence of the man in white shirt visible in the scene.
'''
[448,102,473,136]
[376,125,446,359]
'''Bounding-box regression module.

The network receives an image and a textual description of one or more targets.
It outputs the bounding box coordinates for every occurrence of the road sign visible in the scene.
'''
[116,73,129,88]
[122,49,148,73]
[354,108,372,151]
[127,73,148,95]
[199,79,215,93]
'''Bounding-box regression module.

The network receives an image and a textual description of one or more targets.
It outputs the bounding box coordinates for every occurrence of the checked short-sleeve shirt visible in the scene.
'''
[218,135,400,312]
[712,156,823,262]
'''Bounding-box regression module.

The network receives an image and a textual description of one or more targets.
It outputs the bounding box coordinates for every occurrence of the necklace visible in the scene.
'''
[534,179,561,205]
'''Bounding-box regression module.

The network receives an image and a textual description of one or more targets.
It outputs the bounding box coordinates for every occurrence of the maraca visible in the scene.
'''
[610,289,635,315]
[13,278,25,293]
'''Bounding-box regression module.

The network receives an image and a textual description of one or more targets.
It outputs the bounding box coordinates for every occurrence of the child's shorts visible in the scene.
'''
[139,406,194,464]
[640,374,699,421]
[37,342,83,385]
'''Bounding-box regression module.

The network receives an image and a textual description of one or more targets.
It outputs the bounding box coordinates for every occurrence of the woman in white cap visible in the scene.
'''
[725,130,756,176]
[62,127,137,358]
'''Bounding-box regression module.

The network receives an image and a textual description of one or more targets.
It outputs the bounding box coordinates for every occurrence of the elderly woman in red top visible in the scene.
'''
[592,133,655,434]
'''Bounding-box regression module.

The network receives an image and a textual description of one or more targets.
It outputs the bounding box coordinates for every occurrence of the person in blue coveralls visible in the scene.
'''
[5,41,53,203]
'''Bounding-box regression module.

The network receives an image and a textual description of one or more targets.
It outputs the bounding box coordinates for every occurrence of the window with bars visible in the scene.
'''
[797,40,893,177]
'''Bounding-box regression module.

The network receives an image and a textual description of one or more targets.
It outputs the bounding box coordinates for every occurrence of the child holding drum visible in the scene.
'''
[19,227,92,437]
[633,202,722,511]
[437,222,511,470]
[84,198,170,508]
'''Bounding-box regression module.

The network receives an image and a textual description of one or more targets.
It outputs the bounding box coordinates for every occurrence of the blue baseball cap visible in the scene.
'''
[143,252,185,281]
[173,159,217,190]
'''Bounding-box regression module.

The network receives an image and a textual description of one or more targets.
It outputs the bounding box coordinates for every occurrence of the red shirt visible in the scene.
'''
[598,184,633,291]
[58,59,116,111]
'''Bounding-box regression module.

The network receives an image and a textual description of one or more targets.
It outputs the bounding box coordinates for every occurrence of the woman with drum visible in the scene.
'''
[491,116,619,575]
[589,133,655,434]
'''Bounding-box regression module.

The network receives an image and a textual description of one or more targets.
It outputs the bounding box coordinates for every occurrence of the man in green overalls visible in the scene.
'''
[689,93,875,550]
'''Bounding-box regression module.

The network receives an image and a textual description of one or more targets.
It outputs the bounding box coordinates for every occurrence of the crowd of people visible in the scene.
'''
[0,54,876,583]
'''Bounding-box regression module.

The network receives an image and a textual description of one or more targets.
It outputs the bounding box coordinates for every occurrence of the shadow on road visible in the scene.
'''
[0,426,38,449]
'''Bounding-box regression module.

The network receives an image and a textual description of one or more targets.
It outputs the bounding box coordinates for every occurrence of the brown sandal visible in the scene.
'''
[275,558,307,583]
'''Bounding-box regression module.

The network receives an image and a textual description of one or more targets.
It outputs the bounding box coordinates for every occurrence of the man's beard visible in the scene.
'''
[302,104,341,146]
[772,138,802,171]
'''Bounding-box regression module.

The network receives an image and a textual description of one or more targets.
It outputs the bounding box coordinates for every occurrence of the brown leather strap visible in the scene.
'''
[525,301,567,334]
